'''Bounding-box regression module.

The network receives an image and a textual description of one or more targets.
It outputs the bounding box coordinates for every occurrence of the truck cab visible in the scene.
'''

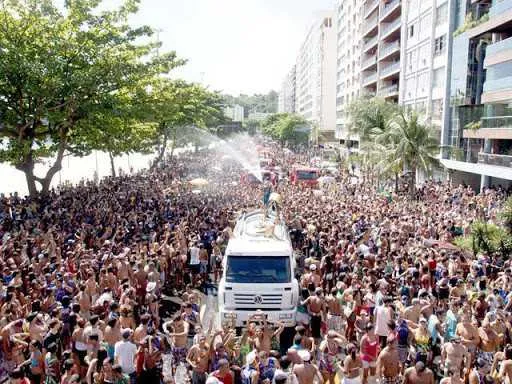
[218,210,299,327]
[289,167,320,186]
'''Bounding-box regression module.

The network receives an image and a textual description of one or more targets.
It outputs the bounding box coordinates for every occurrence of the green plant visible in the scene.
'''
[464,120,482,130]
[453,13,489,37]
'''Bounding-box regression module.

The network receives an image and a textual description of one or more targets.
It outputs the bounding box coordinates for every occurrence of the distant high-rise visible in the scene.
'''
[278,66,296,113]
[335,0,363,145]
[280,11,337,142]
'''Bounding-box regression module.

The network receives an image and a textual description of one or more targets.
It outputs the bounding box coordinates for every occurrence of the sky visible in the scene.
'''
[125,0,336,96]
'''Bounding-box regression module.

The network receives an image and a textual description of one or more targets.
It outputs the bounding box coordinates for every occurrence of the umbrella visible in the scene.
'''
[189,178,209,186]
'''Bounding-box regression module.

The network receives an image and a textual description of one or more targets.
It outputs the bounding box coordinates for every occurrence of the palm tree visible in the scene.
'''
[378,110,440,198]
[347,97,398,141]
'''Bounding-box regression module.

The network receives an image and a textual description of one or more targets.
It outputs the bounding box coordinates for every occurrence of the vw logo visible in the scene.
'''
[254,295,263,304]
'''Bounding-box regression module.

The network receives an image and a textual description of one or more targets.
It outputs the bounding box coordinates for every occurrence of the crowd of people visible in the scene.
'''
[0,137,512,384]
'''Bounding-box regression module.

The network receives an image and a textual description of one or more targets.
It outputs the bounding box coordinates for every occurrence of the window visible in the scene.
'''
[436,3,448,25]
[434,35,446,56]
[409,24,415,37]
[433,67,445,88]
[431,99,443,120]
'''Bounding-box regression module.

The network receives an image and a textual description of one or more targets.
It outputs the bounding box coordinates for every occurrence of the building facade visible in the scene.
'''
[278,66,296,114]
[294,11,337,140]
[441,0,512,190]
[335,0,363,144]
[224,104,245,123]
[361,0,402,103]
[400,0,450,143]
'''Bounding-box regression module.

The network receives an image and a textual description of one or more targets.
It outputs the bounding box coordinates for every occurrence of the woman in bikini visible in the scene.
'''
[319,331,345,384]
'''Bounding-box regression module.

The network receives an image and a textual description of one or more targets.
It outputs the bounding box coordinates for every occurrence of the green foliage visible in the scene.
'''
[261,113,310,146]
[464,121,482,131]
[346,97,399,142]
[454,220,512,258]
[500,196,512,231]
[223,91,278,114]
[453,13,489,37]
[0,0,183,195]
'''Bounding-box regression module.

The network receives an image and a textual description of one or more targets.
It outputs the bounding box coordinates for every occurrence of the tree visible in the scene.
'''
[261,113,310,146]
[453,220,512,258]
[378,110,440,198]
[146,79,226,168]
[346,97,398,142]
[0,0,182,196]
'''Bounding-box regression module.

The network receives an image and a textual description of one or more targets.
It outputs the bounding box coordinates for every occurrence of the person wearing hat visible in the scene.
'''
[114,329,137,377]
[292,349,322,384]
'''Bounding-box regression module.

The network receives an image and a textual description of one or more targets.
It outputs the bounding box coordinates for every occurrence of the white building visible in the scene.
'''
[335,0,364,143]
[400,0,449,142]
[295,11,337,140]
[248,112,272,122]
[278,66,296,113]
[224,104,245,122]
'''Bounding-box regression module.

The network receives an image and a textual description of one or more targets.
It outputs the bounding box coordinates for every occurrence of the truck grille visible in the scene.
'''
[233,293,282,306]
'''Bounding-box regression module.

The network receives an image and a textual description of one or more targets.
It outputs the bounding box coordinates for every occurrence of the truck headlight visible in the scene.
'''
[224,312,237,319]
[279,313,293,320]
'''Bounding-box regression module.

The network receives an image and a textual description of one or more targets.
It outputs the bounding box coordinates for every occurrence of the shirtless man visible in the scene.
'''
[116,254,131,282]
[133,314,150,345]
[75,284,90,317]
[456,312,480,363]
[343,344,363,384]
[376,335,401,384]
[163,315,189,374]
[133,262,148,305]
[250,313,283,354]
[477,317,499,367]
[325,287,344,334]
[404,362,434,384]
[104,318,121,359]
[301,287,325,340]
[293,350,322,384]
[402,298,422,324]
[441,336,469,377]
[491,345,512,384]
[186,334,210,384]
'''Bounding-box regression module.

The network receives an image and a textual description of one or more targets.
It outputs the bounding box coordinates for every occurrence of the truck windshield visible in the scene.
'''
[226,256,290,283]
[297,170,317,180]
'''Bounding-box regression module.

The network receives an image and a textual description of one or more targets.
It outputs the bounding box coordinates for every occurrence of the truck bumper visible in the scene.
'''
[219,308,296,327]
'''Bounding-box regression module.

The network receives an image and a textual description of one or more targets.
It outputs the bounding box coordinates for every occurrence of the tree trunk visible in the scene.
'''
[408,165,416,199]
[394,172,399,194]
[18,159,39,197]
[109,152,116,177]
[40,136,67,195]
[152,128,170,170]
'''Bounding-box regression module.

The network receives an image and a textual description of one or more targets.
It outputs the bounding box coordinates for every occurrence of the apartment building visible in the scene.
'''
[441,0,512,190]
[223,104,245,123]
[361,0,402,102]
[278,66,296,114]
[335,0,363,145]
[400,0,450,142]
[294,11,337,141]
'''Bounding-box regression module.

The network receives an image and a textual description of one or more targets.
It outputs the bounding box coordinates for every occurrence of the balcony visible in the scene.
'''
[362,72,378,86]
[380,61,400,77]
[361,56,378,70]
[380,17,401,39]
[363,15,379,37]
[380,0,401,23]
[463,116,512,139]
[363,35,379,53]
[485,36,512,67]
[490,0,512,17]
[484,76,512,92]
[364,0,379,18]
[478,152,512,167]
[378,84,399,97]
[379,40,400,60]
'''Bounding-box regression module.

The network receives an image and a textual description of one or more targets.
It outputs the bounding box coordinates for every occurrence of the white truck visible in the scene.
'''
[218,208,299,327]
